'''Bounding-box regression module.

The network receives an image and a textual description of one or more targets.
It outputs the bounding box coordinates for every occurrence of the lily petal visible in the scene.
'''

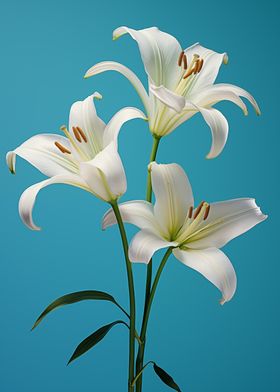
[19,174,90,231]
[102,200,157,231]
[69,93,105,157]
[173,247,236,304]
[6,134,78,177]
[79,142,126,202]
[186,198,267,249]
[85,61,150,113]
[113,26,182,90]
[196,106,229,159]
[151,162,194,239]
[150,84,186,113]
[184,43,227,92]
[103,107,147,146]
[190,86,248,115]
[129,229,176,263]
[212,83,261,115]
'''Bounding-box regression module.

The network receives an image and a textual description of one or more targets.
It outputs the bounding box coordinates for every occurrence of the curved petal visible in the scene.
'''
[151,162,194,239]
[190,86,248,115]
[186,198,267,249]
[113,26,182,90]
[129,229,176,263]
[103,107,147,146]
[84,61,150,113]
[212,83,261,115]
[196,106,229,159]
[173,247,236,304]
[69,93,105,157]
[79,142,126,202]
[184,43,228,92]
[102,200,158,231]
[19,174,90,231]
[6,134,78,177]
[149,84,186,113]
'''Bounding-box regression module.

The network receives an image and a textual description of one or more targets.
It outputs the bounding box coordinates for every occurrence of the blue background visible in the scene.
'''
[0,0,278,391]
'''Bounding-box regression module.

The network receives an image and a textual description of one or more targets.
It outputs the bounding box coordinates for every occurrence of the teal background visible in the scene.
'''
[0,0,278,391]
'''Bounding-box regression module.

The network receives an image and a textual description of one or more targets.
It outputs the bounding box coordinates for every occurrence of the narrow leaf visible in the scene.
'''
[32,290,127,330]
[153,363,181,392]
[68,320,125,364]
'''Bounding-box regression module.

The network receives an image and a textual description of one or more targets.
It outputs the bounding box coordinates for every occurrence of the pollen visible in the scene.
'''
[193,201,205,219]
[183,68,195,79]
[188,206,193,218]
[203,204,210,220]
[178,51,184,67]
[76,126,88,142]
[197,59,204,73]
[183,54,188,70]
[72,127,82,142]
[54,141,71,154]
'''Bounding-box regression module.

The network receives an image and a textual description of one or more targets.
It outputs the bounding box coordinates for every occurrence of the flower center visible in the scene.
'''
[176,201,211,245]
[54,125,90,161]
[176,51,204,96]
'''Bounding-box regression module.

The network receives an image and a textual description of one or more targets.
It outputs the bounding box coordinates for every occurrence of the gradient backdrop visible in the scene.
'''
[0,1,278,391]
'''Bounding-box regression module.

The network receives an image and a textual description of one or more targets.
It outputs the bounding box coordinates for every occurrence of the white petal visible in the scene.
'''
[102,200,157,231]
[213,83,261,115]
[69,93,105,157]
[173,247,236,304]
[103,107,147,146]
[151,162,194,238]
[190,86,248,115]
[129,229,176,263]
[149,84,186,113]
[184,43,227,92]
[6,134,78,177]
[196,106,229,159]
[79,142,126,202]
[186,198,267,249]
[84,61,150,113]
[19,174,90,231]
[113,26,182,90]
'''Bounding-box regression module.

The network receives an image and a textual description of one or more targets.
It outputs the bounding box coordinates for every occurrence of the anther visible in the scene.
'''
[193,59,200,74]
[188,206,193,219]
[193,201,205,219]
[183,55,188,70]
[76,126,87,142]
[54,141,71,154]
[178,51,184,67]
[197,59,204,73]
[203,204,210,220]
[183,68,195,79]
[72,127,82,142]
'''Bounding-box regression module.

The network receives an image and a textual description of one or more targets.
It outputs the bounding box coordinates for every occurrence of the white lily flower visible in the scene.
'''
[85,26,260,158]
[102,162,267,304]
[7,93,146,230]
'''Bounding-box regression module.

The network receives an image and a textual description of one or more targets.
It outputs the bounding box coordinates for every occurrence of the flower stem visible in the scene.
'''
[136,248,173,391]
[111,201,136,392]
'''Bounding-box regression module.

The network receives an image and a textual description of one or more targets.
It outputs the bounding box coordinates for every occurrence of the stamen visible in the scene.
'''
[188,206,193,219]
[76,126,87,142]
[178,51,184,67]
[54,141,71,154]
[183,54,188,70]
[203,204,210,220]
[183,68,195,79]
[193,201,205,219]
[72,127,82,142]
[197,59,204,73]
[193,59,200,74]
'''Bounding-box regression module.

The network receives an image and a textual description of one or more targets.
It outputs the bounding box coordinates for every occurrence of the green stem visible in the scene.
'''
[136,248,173,392]
[135,135,161,392]
[111,201,136,392]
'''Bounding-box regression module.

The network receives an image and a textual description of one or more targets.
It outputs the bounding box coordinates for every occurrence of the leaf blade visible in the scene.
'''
[153,363,181,392]
[32,290,123,330]
[67,320,125,364]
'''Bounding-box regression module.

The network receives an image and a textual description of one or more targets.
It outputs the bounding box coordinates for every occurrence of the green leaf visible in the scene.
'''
[68,320,125,364]
[153,363,181,392]
[32,290,128,330]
